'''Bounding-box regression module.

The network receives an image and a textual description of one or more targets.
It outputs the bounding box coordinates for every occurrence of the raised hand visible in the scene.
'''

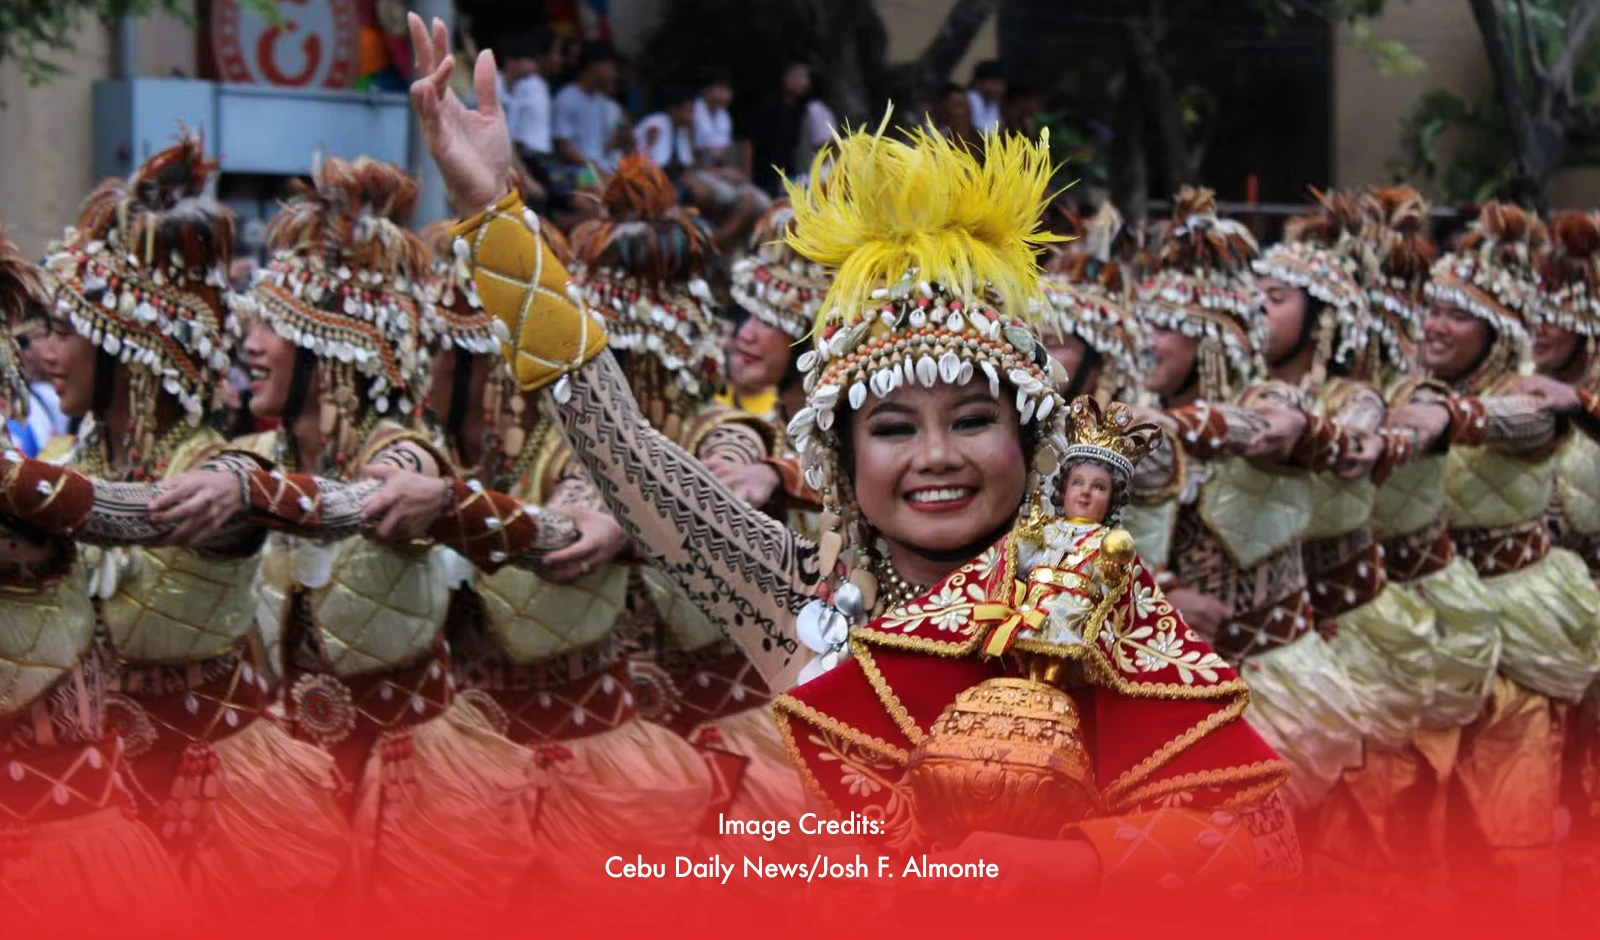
[1243,405,1309,461]
[407,12,515,215]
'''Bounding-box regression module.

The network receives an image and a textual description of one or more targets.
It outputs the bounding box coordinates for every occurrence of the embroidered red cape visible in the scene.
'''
[773,526,1288,852]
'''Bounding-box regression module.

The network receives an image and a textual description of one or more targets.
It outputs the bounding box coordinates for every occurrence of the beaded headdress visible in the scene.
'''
[1039,205,1142,400]
[229,156,428,467]
[1538,211,1600,337]
[1135,187,1264,400]
[1355,186,1437,377]
[419,220,531,487]
[567,155,724,402]
[1424,201,1546,385]
[1252,189,1373,383]
[43,135,235,473]
[782,123,1066,606]
[730,201,831,340]
[0,224,43,422]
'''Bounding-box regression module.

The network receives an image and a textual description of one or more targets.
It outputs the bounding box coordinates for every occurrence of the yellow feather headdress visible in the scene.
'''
[785,122,1063,334]
[780,119,1072,570]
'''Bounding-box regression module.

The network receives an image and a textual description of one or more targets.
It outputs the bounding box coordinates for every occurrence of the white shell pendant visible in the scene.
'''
[796,599,832,653]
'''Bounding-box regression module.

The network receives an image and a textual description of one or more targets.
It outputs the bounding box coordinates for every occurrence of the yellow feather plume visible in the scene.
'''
[783,117,1065,334]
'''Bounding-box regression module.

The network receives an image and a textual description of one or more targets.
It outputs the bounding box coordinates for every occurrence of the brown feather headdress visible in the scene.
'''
[233,155,428,429]
[1425,200,1545,353]
[1539,211,1600,336]
[1135,186,1264,398]
[42,134,235,475]
[1357,186,1437,372]
[1039,204,1142,399]
[1252,188,1372,381]
[567,154,725,399]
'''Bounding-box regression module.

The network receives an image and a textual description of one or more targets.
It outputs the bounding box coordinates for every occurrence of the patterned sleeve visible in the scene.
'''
[546,350,817,688]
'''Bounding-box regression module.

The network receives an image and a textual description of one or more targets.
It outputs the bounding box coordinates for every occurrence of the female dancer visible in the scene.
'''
[404,14,1301,898]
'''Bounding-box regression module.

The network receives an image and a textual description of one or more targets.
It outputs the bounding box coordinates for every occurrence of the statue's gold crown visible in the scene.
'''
[1061,396,1159,480]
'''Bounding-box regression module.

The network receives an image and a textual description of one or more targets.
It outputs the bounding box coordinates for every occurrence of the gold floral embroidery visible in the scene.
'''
[771,693,909,762]
[772,703,923,852]
[1117,760,1292,812]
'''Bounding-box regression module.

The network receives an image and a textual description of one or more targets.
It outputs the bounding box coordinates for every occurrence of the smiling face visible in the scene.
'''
[1533,323,1582,376]
[37,318,97,417]
[1146,326,1198,398]
[241,320,300,418]
[728,315,792,393]
[849,380,1027,556]
[1420,301,1492,382]
[1062,461,1114,524]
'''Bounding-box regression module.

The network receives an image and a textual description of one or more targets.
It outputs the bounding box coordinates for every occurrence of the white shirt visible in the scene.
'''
[552,83,626,170]
[634,113,694,170]
[506,74,553,155]
[968,89,1001,133]
[693,97,734,156]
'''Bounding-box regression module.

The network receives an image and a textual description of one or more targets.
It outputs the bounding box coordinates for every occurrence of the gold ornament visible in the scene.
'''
[905,668,1097,847]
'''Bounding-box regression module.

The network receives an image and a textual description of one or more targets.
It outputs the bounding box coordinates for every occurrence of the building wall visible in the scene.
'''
[0,23,116,258]
[880,0,997,84]
[1332,0,1600,208]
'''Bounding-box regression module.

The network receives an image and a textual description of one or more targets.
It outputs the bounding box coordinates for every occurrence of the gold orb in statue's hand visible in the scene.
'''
[1101,528,1136,566]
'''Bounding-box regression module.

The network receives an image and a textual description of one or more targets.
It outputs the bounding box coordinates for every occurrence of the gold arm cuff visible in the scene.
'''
[451,191,608,392]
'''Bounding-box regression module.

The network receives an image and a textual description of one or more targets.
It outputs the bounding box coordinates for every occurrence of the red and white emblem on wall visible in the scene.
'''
[212,0,360,89]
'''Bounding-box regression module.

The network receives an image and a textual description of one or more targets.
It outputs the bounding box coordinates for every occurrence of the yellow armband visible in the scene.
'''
[451,191,608,392]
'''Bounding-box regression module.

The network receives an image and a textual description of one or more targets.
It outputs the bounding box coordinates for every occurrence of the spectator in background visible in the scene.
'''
[502,32,560,166]
[748,61,811,196]
[1001,83,1044,138]
[801,72,837,169]
[679,66,769,248]
[552,42,632,184]
[692,67,740,172]
[634,85,697,176]
[967,59,1005,133]
[930,81,978,147]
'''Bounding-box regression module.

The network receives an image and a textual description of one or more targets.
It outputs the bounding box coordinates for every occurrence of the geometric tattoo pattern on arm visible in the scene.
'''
[547,351,818,682]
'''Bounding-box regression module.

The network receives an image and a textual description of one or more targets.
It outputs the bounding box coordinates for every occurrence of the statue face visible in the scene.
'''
[1062,462,1113,524]
[849,380,1026,557]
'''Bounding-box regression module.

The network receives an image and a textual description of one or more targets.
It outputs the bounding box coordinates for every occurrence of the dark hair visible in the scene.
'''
[501,31,554,62]
[661,84,696,111]
[578,41,618,74]
[939,81,966,99]
[972,59,1003,83]
[700,65,733,90]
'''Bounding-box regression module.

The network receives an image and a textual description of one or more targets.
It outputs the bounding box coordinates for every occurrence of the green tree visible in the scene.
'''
[1402,0,1600,207]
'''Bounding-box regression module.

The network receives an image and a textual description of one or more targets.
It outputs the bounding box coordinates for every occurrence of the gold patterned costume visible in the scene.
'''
[1424,204,1600,865]
[418,226,711,891]
[233,157,535,918]
[1130,189,1368,812]
[37,139,348,916]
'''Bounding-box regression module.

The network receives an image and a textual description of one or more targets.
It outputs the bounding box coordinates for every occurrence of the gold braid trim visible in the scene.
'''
[770,692,910,763]
[770,704,848,817]
[1098,686,1254,808]
[851,642,928,746]
[1111,760,1292,813]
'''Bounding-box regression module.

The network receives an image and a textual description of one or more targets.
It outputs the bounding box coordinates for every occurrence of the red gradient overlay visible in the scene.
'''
[12,835,1599,939]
